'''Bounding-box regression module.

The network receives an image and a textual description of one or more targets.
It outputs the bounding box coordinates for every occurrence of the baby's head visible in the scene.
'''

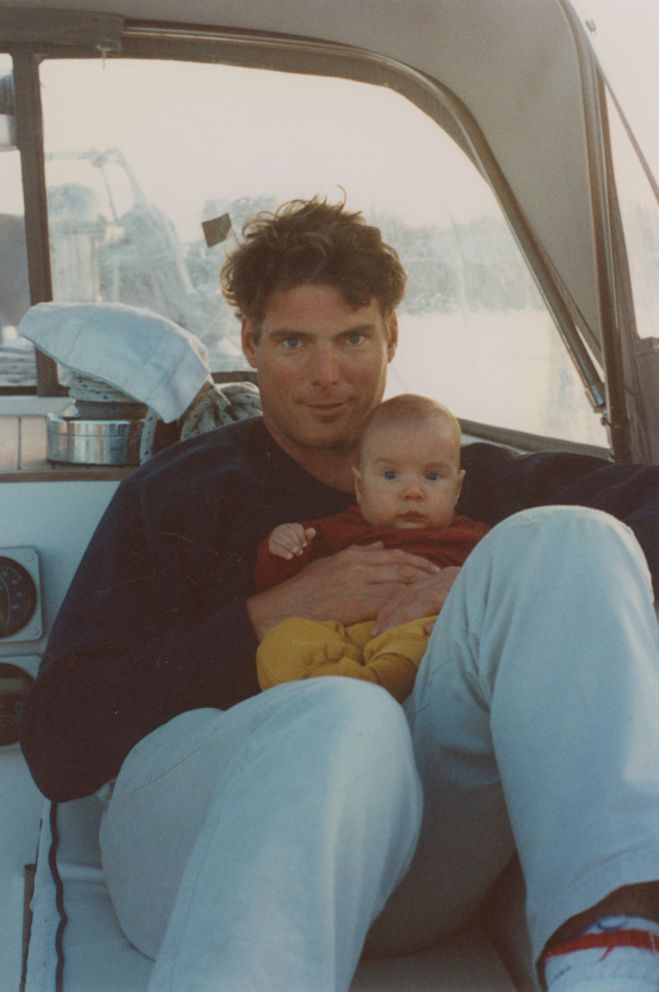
[352,394,465,530]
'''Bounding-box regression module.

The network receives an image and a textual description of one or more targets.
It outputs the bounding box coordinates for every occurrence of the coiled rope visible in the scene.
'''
[62,371,261,462]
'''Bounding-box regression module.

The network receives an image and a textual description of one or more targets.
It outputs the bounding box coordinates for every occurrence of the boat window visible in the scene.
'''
[0,53,34,389]
[7,54,607,446]
[570,2,659,342]
[606,92,659,343]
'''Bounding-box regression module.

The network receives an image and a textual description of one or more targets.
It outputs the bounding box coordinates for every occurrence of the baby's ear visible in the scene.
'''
[455,468,466,504]
[352,466,363,500]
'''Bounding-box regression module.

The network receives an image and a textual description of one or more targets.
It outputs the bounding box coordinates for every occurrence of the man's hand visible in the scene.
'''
[371,566,462,635]
[268,523,317,560]
[247,543,439,640]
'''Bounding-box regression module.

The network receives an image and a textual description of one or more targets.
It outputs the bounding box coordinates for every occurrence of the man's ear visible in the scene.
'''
[352,466,363,500]
[241,318,258,369]
[386,313,398,362]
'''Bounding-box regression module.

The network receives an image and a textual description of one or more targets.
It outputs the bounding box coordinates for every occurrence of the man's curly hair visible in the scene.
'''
[221,197,406,330]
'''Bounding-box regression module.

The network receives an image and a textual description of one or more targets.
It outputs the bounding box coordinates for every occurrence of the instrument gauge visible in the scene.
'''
[0,662,34,746]
[0,555,38,638]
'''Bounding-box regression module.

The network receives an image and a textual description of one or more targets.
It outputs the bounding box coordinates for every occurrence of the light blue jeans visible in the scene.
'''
[100,507,659,991]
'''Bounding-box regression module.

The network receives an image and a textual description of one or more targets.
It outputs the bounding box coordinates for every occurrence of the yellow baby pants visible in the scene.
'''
[256,616,435,702]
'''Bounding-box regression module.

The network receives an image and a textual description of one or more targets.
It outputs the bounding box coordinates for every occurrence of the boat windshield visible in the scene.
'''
[0,47,610,446]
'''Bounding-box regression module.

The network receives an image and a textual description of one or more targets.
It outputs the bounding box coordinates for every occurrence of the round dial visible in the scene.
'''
[0,556,37,638]
[0,662,34,746]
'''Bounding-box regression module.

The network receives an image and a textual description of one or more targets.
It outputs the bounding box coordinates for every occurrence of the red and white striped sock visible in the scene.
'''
[543,916,659,991]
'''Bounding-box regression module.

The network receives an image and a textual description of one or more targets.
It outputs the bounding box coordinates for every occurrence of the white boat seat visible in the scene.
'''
[24,794,533,991]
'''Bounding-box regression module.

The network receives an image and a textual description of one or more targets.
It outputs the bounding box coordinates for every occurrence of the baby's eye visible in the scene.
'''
[383,470,398,480]
[425,472,440,481]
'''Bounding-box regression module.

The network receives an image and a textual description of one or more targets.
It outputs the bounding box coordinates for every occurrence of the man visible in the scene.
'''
[22,198,659,992]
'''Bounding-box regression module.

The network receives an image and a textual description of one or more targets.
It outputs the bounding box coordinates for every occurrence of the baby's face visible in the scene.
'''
[354,419,465,529]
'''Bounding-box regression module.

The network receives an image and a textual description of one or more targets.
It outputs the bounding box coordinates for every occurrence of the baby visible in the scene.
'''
[254,393,489,701]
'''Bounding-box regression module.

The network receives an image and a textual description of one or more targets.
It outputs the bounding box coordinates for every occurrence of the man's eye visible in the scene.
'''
[383,470,397,480]
[282,337,301,349]
[346,332,365,345]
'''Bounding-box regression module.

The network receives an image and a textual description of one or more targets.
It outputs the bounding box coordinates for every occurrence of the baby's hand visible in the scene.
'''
[268,523,317,560]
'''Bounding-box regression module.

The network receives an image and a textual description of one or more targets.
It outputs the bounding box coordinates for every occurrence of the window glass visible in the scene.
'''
[606,94,659,342]
[570,3,659,339]
[36,57,605,444]
[0,54,35,388]
[570,1,659,183]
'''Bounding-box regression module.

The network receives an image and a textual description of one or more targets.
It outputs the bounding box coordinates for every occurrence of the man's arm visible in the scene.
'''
[21,475,261,802]
[247,543,441,639]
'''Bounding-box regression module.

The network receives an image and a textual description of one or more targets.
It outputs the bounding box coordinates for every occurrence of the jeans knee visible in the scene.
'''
[495,504,624,536]
[309,676,409,736]
[297,678,417,781]
[485,505,641,568]
[459,505,654,623]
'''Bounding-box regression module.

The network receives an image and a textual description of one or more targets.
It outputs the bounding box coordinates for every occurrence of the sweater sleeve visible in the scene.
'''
[460,444,659,597]
[21,473,261,802]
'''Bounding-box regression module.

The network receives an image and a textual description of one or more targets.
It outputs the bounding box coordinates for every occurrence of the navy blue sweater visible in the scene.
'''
[21,418,659,800]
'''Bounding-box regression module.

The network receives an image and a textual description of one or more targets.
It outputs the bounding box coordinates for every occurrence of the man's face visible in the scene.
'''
[242,283,397,467]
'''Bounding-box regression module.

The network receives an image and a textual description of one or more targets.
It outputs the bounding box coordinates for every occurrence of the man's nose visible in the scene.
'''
[310,345,340,386]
